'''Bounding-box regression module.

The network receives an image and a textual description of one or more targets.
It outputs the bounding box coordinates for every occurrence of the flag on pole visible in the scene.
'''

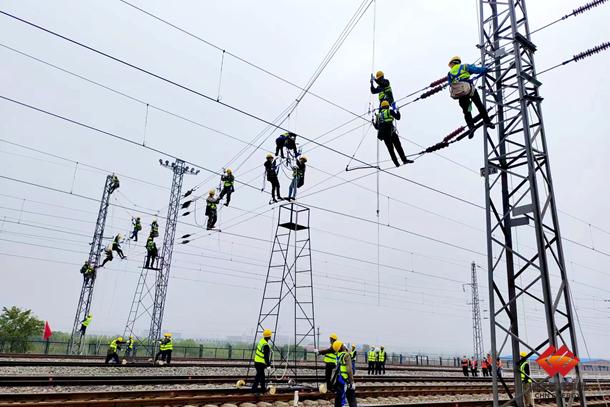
[43,321,52,340]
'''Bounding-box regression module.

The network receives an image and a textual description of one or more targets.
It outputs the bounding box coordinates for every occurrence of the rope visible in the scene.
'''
[216,50,225,102]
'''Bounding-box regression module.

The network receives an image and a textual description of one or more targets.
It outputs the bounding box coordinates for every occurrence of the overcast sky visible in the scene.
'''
[0,0,608,358]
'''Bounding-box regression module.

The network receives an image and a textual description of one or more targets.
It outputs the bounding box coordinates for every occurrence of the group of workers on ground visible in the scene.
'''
[102,332,173,365]
[461,354,502,377]
[365,346,387,375]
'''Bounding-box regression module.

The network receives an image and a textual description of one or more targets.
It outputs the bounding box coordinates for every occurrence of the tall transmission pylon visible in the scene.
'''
[67,174,115,354]
[470,262,484,362]
[478,0,586,406]
[248,203,318,386]
[124,159,196,357]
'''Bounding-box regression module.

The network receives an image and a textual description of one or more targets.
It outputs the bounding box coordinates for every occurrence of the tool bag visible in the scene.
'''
[450,81,473,99]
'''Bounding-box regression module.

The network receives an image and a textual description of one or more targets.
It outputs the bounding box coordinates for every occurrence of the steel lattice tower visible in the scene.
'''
[478,0,586,405]
[249,203,318,386]
[67,174,115,354]
[124,159,193,357]
[470,262,484,362]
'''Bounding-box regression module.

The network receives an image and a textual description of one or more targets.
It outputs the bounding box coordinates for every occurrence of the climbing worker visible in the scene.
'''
[219,168,235,206]
[316,333,339,389]
[205,189,220,230]
[108,175,120,194]
[99,245,113,268]
[332,341,357,407]
[461,355,470,377]
[370,70,394,106]
[124,335,135,363]
[155,333,173,365]
[105,336,125,364]
[150,219,159,239]
[79,313,92,335]
[145,236,158,269]
[275,132,299,159]
[350,344,357,373]
[287,156,307,201]
[130,217,142,241]
[447,56,495,138]
[112,234,126,260]
[368,347,377,375]
[481,357,489,377]
[470,357,479,377]
[252,329,272,393]
[80,261,95,284]
[373,100,413,167]
[264,153,283,203]
[520,352,534,407]
[377,346,386,375]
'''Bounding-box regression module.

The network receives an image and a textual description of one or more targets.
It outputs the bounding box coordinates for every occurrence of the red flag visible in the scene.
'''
[43,321,52,340]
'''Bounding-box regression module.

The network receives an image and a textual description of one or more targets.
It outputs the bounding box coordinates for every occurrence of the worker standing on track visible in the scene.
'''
[205,189,220,230]
[368,347,377,375]
[219,168,235,207]
[124,335,135,363]
[520,352,535,407]
[373,100,413,167]
[461,356,470,377]
[252,329,272,394]
[105,336,125,364]
[350,344,357,373]
[332,341,357,407]
[316,333,339,389]
[155,333,173,365]
[481,358,489,377]
[79,313,92,335]
[486,353,492,376]
[370,70,394,106]
[80,261,95,284]
[264,153,283,203]
[376,346,386,375]
[130,217,142,241]
[496,358,503,378]
[447,56,495,139]
[470,357,479,377]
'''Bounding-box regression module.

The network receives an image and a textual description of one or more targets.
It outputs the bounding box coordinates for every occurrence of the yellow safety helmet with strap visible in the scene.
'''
[375,70,384,79]
[332,340,343,353]
[208,189,215,195]
[380,100,390,108]
[263,329,272,338]
[329,333,338,341]
[266,153,274,159]
[448,56,461,67]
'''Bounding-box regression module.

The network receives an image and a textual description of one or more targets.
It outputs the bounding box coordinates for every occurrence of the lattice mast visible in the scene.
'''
[67,174,115,354]
[470,262,484,362]
[249,203,318,385]
[478,0,586,405]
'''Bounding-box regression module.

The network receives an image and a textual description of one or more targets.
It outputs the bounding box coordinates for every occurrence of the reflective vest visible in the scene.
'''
[127,338,134,349]
[82,315,92,327]
[134,220,142,231]
[336,351,349,380]
[520,361,532,383]
[461,358,469,367]
[160,338,173,351]
[146,238,156,251]
[109,338,118,352]
[378,350,386,362]
[448,64,471,84]
[222,174,234,187]
[350,350,356,360]
[293,165,304,178]
[368,350,377,362]
[377,109,394,124]
[377,83,392,102]
[254,338,268,364]
[207,197,217,211]
[323,350,337,365]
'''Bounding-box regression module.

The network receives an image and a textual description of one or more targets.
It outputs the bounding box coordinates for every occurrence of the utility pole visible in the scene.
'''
[478,0,586,405]
[67,174,116,354]
[124,159,198,357]
[470,262,484,362]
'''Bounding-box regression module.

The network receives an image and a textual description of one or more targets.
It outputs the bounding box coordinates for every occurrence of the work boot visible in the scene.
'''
[485,121,495,129]
[403,159,414,164]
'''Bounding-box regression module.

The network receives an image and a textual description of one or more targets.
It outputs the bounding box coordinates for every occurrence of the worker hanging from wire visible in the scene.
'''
[130,217,142,241]
[112,233,126,260]
[219,168,235,207]
[108,174,120,194]
[205,189,220,230]
[373,100,413,167]
[264,153,283,203]
[145,236,158,269]
[80,260,95,284]
[447,56,495,138]
[100,244,114,267]
[287,156,307,201]
[150,219,159,239]
[370,70,394,108]
[275,131,299,159]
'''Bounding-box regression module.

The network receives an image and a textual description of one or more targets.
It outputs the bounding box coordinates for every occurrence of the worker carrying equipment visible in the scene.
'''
[79,313,92,335]
[108,175,120,194]
[376,346,386,375]
[264,153,283,203]
[80,261,95,284]
[252,329,272,394]
[112,234,126,260]
[130,217,142,241]
[373,100,414,167]
[315,333,339,389]
[331,341,357,407]
[275,132,299,159]
[219,168,235,207]
[287,156,307,201]
[155,332,173,365]
[105,336,126,364]
[370,70,394,106]
[145,237,158,269]
[100,245,114,268]
[447,56,495,138]
[150,219,159,239]
[205,189,220,230]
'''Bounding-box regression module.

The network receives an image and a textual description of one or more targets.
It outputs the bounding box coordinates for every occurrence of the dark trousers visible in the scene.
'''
[114,247,125,259]
[219,186,233,205]
[458,89,491,129]
[155,350,172,364]
[462,366,469,376]
[207,210,217,229]
[368,361,375,375]
[325,362,335,388]
[268,177,282,200]
[252,362,267,392]
[471,367,478,377]
[79,324,87,335]
[124,348,134,362]
[100,254,112,267]
[275,141,298,159]
[382,132,408,167]
[334,385,357,407]
[130,229,139,241]
[377,361,385,375]
[145,250,157,268]
[105,352,119,364]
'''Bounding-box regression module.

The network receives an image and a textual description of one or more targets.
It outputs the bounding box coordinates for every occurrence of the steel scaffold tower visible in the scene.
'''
[470,262,485,362]
[249,203,318,386]
[68,174,115,354]
[124,159,193,357]
[478,0,586,406]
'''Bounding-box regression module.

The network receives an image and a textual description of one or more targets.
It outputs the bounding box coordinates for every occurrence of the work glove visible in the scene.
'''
[266,366,272,372]
[370,73,375,82]
[314,348,319,355]
[391,102,397,111]
[348,382,356,390]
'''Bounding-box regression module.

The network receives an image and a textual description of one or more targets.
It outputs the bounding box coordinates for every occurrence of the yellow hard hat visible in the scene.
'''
[448,56,461,67]
[381,345,384,349]
[164,332,172,337]
[380,100,390,108]
[226,168,232,174]
[117,336,123,342]
[329,333,338,340]
[263,329,272,338]
[332,340,344,353]
[299,155,308,162]
[266,153,274,158]
[520,351,527,357]
[209,189,215,195]
[375,70,384,79]
[351,344,356,349]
